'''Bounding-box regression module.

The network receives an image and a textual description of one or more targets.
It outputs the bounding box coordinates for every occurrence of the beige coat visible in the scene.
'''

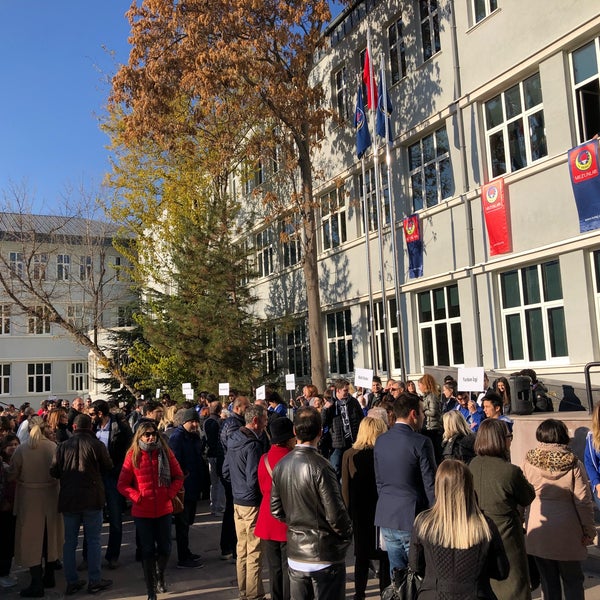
[522,443,596,561]
[10,438,63,567]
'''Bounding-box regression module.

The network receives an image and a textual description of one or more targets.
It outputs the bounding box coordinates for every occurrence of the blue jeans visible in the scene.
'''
[329,448,344,479]
[134,514,172,560]
[63,510,103,585]
[381,528,411,576]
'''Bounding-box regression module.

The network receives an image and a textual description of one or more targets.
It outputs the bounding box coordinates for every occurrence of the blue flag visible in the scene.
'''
[376,72,393,142]
[354,85,371,159]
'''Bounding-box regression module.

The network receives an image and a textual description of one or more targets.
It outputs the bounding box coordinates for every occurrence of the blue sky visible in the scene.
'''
[0,1,131,214]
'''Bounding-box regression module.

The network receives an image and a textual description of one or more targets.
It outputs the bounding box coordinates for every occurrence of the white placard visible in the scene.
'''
[457,367,485,392]
[185,390,195,400]
[285,374,296,391]
[140,394,144,400]
[219,383,230,396]
[256,385,266,400]
[354,367,374,389]
[155,388,161,399]
[182,382,192,392]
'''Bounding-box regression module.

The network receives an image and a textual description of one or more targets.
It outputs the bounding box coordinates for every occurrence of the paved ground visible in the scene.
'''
[2,499,600,599]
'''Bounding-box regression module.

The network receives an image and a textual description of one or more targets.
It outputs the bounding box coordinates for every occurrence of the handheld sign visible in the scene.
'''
[285,374,296,391]
[457,367,485,392]
[219,383,230,396]
[256,385,266,401]
[355,367,374,389]
[156,388,161,399]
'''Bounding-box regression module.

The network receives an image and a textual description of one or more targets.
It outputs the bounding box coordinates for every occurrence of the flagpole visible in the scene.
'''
[379,55,408,381]
[366,32,391,378]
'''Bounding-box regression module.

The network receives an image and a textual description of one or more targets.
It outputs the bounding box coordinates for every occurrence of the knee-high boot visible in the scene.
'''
[155,555,168,593]
[142,559,157,600]
[20,565,44,598]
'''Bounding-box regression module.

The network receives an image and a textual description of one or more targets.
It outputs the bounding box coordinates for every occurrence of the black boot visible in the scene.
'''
[20,565,44,598]
[43,559,56,588]
[141,559,157,600]
[155,555,168,594]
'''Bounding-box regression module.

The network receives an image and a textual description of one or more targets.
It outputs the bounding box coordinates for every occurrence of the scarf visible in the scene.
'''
[139,439,171,487]
[338,399,353,441]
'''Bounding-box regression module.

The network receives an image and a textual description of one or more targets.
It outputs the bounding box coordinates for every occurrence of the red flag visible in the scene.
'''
[481,178,511,255]
[363,49,378,110]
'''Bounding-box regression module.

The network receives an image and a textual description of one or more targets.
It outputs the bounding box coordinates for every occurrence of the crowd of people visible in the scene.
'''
[0,370,597,600]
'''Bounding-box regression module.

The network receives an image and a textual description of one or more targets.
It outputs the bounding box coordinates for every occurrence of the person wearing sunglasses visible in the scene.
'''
[118,421,184,600]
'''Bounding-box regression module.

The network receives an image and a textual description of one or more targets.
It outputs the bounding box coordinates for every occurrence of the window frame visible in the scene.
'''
[0,304,10,335]
[256,226,276,278]
[333,65,349,122]
[286,320,310,378]
[359,165,391,232]
[419,0,441,62]
[260,327,278,376]
[472,0,498,24]
[57,254,70,281]
[9,252,23,278]
[570,37,600,144]
[321,185,347,251]
[0,363,10,395]
[27,362,52,394]
[69,361,89,393]
[79,255,92,281]
[388,17,407,85]
[28,306,51,335]
[326,308,354,376]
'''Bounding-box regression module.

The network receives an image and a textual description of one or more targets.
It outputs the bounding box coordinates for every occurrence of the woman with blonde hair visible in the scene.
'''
[441,410,475,464]
[409,459,508,598]
[46,407,70,443]
[418,374,443,462]
[9,416,63,597]
[584,401,600,510]
[342,417,390,600]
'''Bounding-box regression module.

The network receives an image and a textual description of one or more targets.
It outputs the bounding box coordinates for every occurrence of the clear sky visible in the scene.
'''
[0,1,132,215]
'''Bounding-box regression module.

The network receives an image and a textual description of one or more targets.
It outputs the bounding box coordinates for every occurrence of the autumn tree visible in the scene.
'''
[110,0,333,389]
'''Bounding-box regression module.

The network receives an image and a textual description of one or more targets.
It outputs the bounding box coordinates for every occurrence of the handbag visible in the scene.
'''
[172,487,185,514]
[381,566,422,600]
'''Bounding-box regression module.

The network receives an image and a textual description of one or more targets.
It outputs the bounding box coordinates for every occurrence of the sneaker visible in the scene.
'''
[0,576,18,588]
[87,579,113,594]
[77,560,88,572]
[104,559,119,570]
[219,553,233,561]
[65,580,87,596]
[188,553,202,561]
[176,558,204,569]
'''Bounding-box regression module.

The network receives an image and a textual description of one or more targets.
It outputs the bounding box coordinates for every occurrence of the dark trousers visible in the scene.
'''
[220,479,237,556]
[534,557,585,600]
[354,551,390,599]
[0,511,16,576]
[263,539,290,600]
[133,514,172,560]
[289,562,346,600]
[173,497,197,561]
[103,474,125,561]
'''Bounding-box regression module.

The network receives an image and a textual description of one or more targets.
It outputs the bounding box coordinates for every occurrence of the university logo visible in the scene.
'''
[570,142,599,183]
[575,149,593,172]
[485,185,498,204]
[355,106,366,130]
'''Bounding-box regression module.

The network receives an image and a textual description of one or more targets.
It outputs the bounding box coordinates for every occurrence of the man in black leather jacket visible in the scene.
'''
[271,406,352,600]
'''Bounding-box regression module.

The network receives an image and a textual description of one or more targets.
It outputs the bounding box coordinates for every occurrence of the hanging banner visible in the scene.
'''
[481,178,511,256]
[568,139,600,232]
[403,214,423,278]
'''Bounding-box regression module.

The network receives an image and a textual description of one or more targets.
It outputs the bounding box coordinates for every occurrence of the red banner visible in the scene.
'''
[481,178,511,256]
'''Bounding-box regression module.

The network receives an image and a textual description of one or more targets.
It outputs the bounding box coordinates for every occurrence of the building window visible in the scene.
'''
[0,305,10,335]
[327,309,354,375]
[261,327,278,376]
[420,0,441,61]
[117,306,133,327]
[473,0,498,23]
[69,362,89,392]
[67,305,84,328]
[57,254,70,280]
[484,72,547,178]
[418,284,464,367]
[282,223,302,269]
[368,301,389,373]
[9,252,23,278]
[256,227,275,278]
[334,66,349,121]
[32,254,47,281]
[80,256,92,281]
[359,166,391,232]
[0,364,10,395]
[571,38,600,143]
[28,306,50,335]
[287,320,310,378]
[388,17,406,85]
[27,362,51,394]
[389,297,402,372]
[321,186,347,251]
[409,127,454,211]
[500,261,568,364]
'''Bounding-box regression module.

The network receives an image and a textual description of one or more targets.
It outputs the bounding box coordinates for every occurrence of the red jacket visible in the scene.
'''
[255,444,291,541]
[117,446,183,519]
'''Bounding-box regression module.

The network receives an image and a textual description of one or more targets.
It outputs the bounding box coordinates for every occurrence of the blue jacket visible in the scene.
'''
[168,425,205,501]
[222,426,264,507]
[374,422,436,532]
[584,431,600,492]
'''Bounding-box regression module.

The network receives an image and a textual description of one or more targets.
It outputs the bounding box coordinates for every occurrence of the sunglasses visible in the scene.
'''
[142,431,158,438]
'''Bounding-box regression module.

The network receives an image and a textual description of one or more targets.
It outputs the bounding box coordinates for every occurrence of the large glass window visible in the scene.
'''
[409,127,454,211]
[57,254,70,280]
[368,301,388,373]
[0,364,10,395]
[27,362,51,394]
[484,73,547,178]
[256,227,275,278]
[287,320,310,378]
[327,309,354,375]
[260,327,278,376]
[418,284,463,367]
[388,17,406,85]
[282,222,302,269]
[359,166,391,232]
[9,252,23,278]
[500,261,568,364]
[28,306,50,335]
[419,0,441,61]
[334,66,349,121]
[571,38,600,143]
[69,362,89,392]
[321,185,347,251]
[473,0,498,23]
[0,305,10,335]
[79,256,92,281]
[32,254,47,281]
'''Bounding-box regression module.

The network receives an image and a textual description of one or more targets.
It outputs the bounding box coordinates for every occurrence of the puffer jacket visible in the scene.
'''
[222,426,263,506]
[422,392,443,431]
[322,397,363,449]
[117,446,184,518]
[271,445,352,564]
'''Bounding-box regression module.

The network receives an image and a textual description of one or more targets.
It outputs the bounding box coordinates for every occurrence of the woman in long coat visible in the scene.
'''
[470,419,535,600]
[523,419,595,600]
[341,416,390,600]
[10,416,63,597]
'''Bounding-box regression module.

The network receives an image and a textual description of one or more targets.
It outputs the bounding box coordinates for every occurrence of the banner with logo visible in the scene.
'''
[403,214,423,278]
[569,139,600,233]
[481,178,511,256]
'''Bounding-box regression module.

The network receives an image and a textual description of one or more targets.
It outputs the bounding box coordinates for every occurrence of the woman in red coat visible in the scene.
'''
[255,417,296,600]
[118,420,183,600]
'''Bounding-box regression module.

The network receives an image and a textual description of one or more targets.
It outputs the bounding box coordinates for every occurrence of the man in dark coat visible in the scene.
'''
[374,392,436,576]
[50,414,113,595]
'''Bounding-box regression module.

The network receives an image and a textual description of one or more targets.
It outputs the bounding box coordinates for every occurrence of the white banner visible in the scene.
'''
[457,367,485,392]
[355,367,374,389]
[218,382,230,396]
